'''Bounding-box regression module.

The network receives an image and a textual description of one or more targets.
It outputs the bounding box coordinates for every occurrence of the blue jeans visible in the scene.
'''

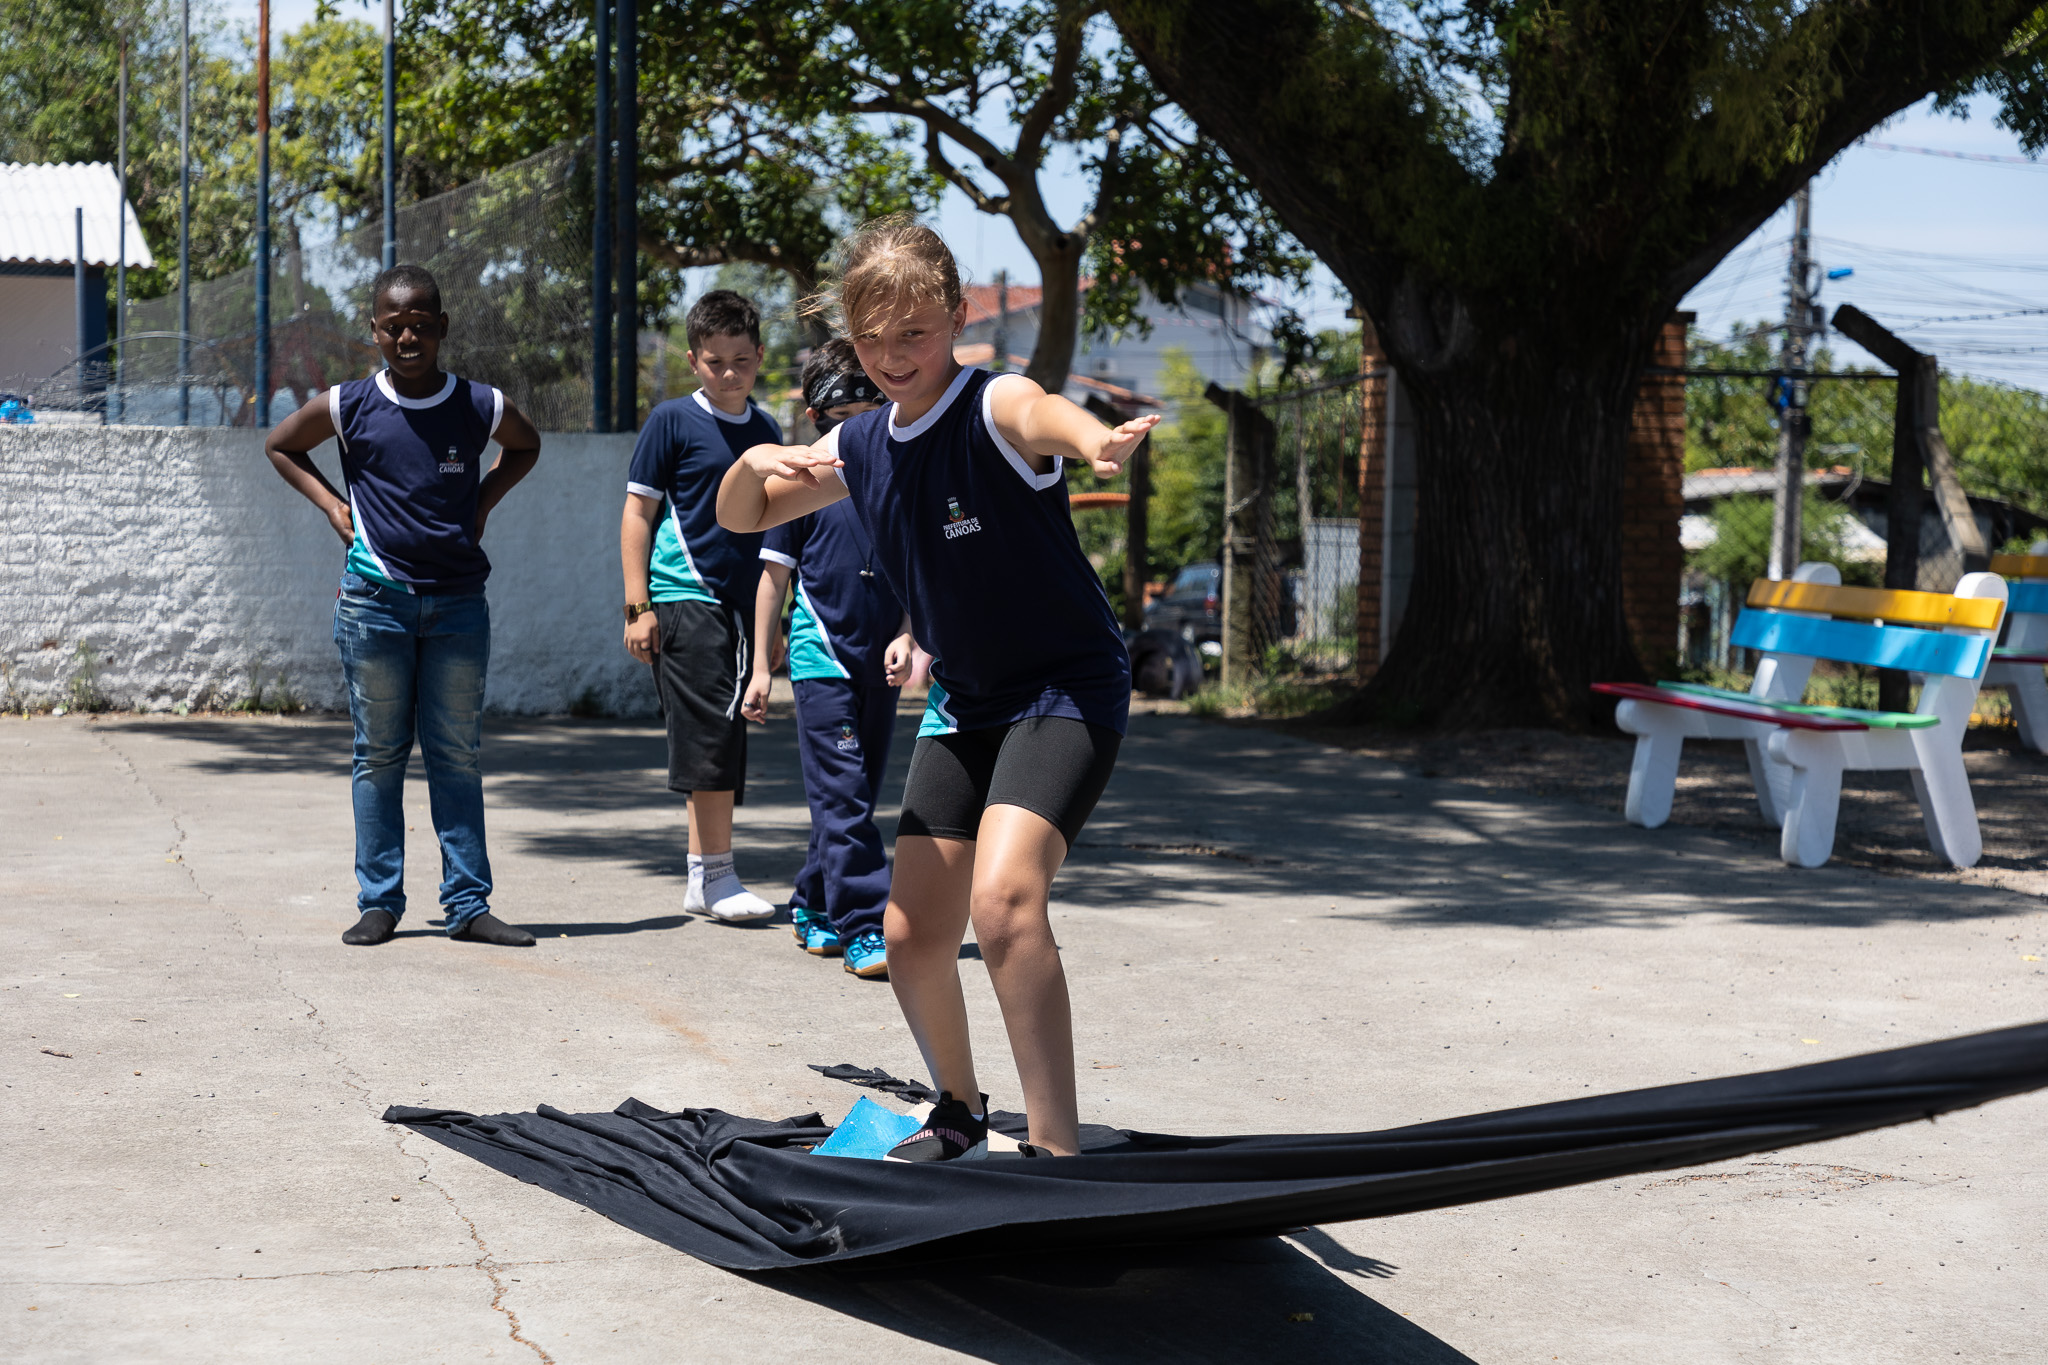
[333,573,493,932]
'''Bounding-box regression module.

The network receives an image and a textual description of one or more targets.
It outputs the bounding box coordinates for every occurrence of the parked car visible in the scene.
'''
[1144,562,1220,645]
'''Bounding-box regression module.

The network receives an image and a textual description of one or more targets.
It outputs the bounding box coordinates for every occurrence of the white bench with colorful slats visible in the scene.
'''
[1983,542,2048,752]
[1595,564,2008,869]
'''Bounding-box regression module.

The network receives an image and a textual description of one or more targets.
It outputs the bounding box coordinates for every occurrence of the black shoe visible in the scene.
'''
[449,912,535,947]
[885,1091,990,1163]
[342,910,397,946]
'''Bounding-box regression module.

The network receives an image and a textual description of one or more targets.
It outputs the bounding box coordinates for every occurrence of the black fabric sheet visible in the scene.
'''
[383,1021,2048,1271]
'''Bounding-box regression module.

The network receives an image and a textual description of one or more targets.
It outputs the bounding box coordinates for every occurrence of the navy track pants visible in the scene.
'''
[790,677,899,937]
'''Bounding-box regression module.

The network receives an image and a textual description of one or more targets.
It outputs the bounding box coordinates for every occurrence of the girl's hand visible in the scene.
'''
[740,671,771,724]
[1089,413,1161,478]
[326,500,356,546]
[742,443,842,488]
[883,633,917,688]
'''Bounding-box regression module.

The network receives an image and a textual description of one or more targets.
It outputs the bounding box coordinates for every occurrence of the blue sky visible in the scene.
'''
[225,1,2047,390]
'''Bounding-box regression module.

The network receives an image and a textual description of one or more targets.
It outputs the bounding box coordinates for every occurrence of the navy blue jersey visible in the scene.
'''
[627,391,783,608]
[329,371,502,593]
[761,499,904,688]
[833,367,1130,736]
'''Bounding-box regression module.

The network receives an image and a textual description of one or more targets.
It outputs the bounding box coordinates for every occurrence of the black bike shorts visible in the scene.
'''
[897,715,1121,850]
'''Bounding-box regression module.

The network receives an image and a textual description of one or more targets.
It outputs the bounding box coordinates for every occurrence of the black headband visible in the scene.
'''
[805,369,882,427]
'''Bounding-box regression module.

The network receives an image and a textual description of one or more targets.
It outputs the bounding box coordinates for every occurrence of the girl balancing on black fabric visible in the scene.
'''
[716,216,1157,1160]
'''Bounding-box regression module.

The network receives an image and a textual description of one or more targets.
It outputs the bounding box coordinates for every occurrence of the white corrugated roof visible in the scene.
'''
[0,162,155,269]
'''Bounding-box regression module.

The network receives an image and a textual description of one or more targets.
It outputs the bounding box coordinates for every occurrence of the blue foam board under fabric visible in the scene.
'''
[814,1095,922,1160]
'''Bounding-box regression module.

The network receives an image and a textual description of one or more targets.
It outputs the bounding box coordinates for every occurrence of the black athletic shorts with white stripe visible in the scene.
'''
[651,599,750,801]
[897,715,1120,850]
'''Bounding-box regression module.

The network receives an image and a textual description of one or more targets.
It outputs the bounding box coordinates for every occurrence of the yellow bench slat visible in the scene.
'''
[1990,553,2048,579]
[1746,579,2004,631]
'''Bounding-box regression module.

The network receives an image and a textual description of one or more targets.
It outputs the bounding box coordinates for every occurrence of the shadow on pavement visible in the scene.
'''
[94,711,2036,933]
[758,1235,1468,1365]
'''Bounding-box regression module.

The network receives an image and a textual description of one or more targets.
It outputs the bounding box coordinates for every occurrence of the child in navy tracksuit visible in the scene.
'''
[742,340,909,978]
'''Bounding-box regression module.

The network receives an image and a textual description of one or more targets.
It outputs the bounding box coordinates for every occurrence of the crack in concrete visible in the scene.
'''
[13,1256,573,1288]
[89,723,554,1365]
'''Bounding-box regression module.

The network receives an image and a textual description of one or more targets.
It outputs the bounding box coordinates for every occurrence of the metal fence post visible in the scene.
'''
[1209,383,1275,687]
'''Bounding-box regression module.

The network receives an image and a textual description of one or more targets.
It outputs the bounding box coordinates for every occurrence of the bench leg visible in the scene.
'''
[1623,729,1682,829]
[1770,731,1842,869]
[1742,738,1793,828]
[2006,670,2048,754]
[1910,744,1983,869]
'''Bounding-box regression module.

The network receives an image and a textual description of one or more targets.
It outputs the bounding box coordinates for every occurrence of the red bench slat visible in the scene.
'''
[1591,682,1870,732]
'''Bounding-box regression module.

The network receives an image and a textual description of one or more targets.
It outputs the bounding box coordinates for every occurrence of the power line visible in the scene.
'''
[1861,140,2048,170]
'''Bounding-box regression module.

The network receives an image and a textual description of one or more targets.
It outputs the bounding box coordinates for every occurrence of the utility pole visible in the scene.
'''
[1768,184,1813,580]
[113,30,127,424]
[74,209,88,407]
[381,0,397,270]
[614,0,636,432]
[591,0,611,432]
[177,0,190,426]
[992,270,1010,371]
[255,0,271,426]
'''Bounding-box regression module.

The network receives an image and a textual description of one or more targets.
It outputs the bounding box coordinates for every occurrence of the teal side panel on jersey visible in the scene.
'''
[345,495,410,592]
[648,506,715,604]
[787,582,851,681]
[918,681,959,737]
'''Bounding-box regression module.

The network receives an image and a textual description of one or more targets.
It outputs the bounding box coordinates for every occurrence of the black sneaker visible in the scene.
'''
[449,912,536,947]
[884,1091,989,1163]
[342,909,397,946]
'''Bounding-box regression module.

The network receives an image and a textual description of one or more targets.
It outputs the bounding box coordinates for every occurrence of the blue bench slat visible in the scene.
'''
[1730,610,1991,678]
[2009,581,2048,615]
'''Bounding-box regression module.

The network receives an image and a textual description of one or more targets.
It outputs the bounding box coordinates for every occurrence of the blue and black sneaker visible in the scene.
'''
[884,1091,989,1163]
[804,921,843,956]
[843,929,888,979]
[790,904,826,948]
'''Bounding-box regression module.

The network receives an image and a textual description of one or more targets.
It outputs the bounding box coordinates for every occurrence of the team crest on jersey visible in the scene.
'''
[942,495,982,540]
[835,721,859,753]
[438,444,465,474]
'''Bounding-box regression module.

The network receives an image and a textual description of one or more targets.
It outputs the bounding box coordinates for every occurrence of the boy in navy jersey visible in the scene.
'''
[741,340,910,977]
[718,218,1156,1161]
[264,264,544,948]
[620,291,782,923]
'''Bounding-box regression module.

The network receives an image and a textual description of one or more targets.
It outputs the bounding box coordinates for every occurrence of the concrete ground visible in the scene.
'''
[5,699,2045,1364]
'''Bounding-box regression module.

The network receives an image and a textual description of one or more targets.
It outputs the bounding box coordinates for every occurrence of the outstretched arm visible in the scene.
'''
[264,391,354,545]
[716,433,849,534]
[986,377,1160,477]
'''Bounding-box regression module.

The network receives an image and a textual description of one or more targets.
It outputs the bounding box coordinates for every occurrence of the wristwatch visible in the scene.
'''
[624,601,654,623]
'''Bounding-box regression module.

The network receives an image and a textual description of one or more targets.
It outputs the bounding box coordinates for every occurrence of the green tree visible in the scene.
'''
[1105,0,2048,726]
[401,0,1310,388]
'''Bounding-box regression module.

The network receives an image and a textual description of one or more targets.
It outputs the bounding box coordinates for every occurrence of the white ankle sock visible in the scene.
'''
[688,851,774,921]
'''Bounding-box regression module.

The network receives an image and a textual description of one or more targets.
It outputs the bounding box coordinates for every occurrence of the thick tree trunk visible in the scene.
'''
[1348,336,1652,729]
[1017,225,1084,393]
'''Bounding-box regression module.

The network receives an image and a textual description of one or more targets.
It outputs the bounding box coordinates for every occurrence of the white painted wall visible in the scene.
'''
[0,426,657,714]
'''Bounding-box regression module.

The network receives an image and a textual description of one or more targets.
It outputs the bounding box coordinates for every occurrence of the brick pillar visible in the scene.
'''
[1620,313,1691,675]
[1355,315,1388,682]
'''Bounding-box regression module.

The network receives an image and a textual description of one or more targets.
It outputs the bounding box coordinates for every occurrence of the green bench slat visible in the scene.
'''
[1656,681,1940,729]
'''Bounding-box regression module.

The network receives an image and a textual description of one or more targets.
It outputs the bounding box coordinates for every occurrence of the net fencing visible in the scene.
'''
[1232,374,1369,677]
[23,141,597,429]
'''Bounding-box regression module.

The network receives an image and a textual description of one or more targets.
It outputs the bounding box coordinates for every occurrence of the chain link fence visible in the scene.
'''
[1223,373,1371,679]
[21,141,595,429]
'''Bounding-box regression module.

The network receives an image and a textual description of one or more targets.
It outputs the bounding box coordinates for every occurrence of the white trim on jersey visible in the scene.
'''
[373,370,459,409]
[888,364,976,442]
[980,372,1062,490]
[694,390,757,425]
[626,481,663,501]
[487,387,505,439]
[327,385,348,453]
[758,548,798,568]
